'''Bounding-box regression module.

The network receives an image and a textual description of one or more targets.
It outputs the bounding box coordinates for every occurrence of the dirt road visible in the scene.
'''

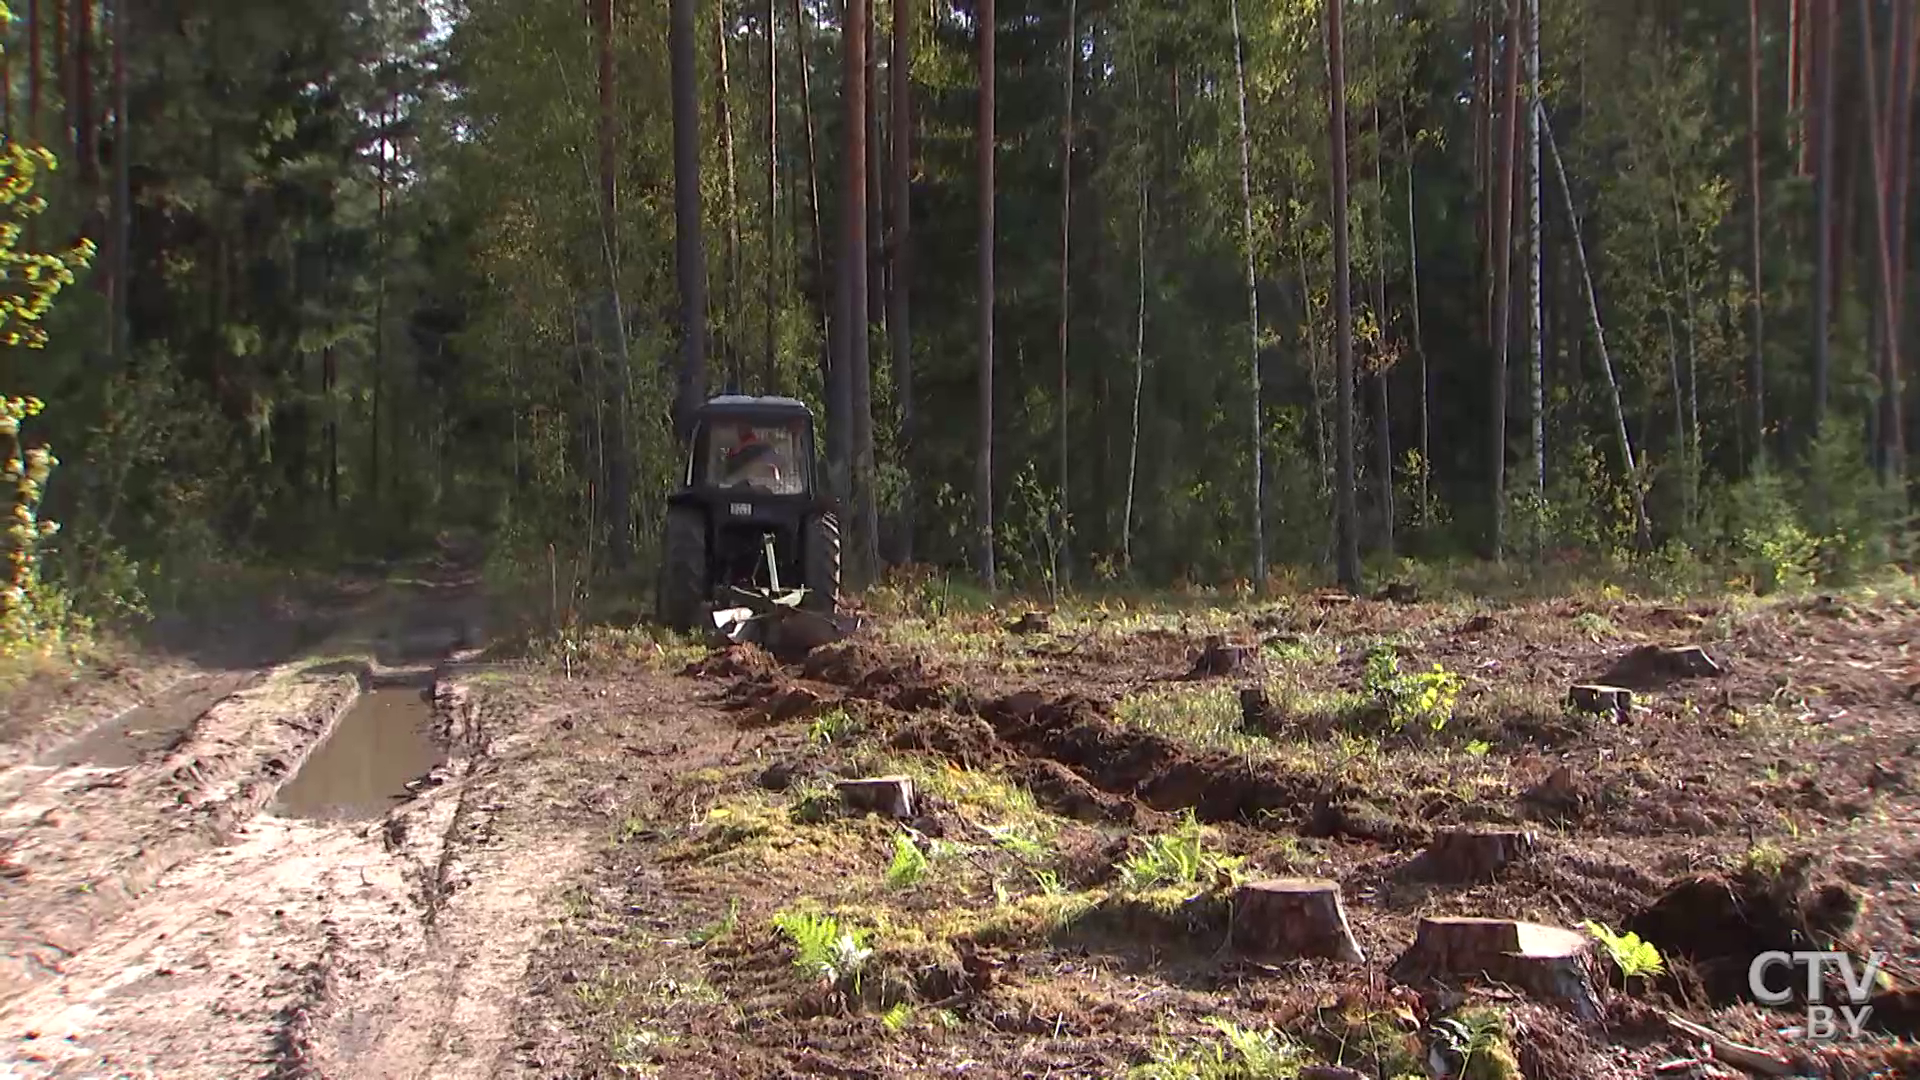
[0,567,643,1079]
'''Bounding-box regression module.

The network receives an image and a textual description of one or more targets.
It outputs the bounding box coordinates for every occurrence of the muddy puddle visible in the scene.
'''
[51,672,262,769]
[272,683,444,821]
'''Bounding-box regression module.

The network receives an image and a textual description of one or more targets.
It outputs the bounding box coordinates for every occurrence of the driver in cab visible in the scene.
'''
[720,432,789,493]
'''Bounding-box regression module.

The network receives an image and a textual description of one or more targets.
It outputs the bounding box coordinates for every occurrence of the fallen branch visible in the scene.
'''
[1660,1012,1794,1077]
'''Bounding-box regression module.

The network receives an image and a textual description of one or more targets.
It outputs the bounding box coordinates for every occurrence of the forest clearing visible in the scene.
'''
[3,560,1919,1078]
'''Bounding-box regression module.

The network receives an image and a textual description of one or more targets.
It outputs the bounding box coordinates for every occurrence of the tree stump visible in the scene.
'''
[1599,644,1723,690]
[835,776,915,819]
[1567,683,1633,722]
[1418,828,1537,883]
[1230,879,1365,964]
[1239,688,1274,735]
[1183,635,1249,680]
[1387,917,1604,1020]
[1373,581,1419,603]
[1006,611,1051,635]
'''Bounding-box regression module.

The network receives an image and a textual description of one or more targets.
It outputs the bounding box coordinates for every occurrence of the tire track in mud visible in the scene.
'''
[0,573,589,1080]
[273,677,597,1080]
[0,670,364,1000]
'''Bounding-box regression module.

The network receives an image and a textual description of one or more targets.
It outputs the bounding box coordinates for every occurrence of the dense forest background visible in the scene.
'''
[2,0,1917,646]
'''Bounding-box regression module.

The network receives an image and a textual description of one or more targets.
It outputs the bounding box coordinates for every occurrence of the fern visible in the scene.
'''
[885,833,929,889]
[1582,920,1666,978]
[772,910,873,990]
[1118,811,1246,892]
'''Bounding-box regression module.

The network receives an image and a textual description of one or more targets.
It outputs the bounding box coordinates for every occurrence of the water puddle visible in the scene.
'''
[272,683,445,822]
[54,672,261,769]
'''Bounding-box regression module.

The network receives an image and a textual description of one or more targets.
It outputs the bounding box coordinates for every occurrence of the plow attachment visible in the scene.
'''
[709,585,861,660]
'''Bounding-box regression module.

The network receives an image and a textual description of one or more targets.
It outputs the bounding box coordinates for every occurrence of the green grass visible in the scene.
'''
[1131,1018,1306,1080]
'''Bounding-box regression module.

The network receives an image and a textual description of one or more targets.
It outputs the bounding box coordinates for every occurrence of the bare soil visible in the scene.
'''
[3,579,1917,1078]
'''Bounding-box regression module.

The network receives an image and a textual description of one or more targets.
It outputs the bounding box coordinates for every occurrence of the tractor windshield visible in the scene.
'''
[706,419,805,495]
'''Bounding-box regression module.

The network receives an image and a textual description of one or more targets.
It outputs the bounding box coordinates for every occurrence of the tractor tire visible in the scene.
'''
[657,506,709,632]
[801,511,842,614]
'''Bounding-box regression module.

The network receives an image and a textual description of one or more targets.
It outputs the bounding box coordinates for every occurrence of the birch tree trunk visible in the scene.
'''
[595,0,634,568]
[1543,108,1650,549]
[1366,0,1392,559]
[1231,0,1266,586]
[1401,94,1430,529]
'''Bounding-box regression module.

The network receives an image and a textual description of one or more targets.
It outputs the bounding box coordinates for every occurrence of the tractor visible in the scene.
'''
[655,395,843,635]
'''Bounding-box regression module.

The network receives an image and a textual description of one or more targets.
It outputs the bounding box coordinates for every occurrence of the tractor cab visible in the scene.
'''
[657,396,841,635]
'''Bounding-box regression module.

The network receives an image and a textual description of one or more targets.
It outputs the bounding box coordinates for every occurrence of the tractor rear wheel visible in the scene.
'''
[801,512,841,614]
[657,506,709,632]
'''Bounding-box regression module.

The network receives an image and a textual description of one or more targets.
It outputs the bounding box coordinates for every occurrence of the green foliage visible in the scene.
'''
[884,833,930,889]
[1118,811,1246,893]
[1131,1017,1305,1080]
[0,142,96,660]
[770,910,873,991]
[1362,646,1464,733]
[880,1002,914,1034]
[808,708,861,746]
[1581,921,1666,979]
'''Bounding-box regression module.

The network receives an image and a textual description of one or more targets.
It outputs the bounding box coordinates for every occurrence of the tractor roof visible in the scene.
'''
[697,394,813,419]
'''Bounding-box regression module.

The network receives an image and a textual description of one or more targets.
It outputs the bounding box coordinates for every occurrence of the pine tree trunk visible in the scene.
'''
[790,0,828,365]
[671,0,710,442]
[1749,0,1767,470]
[1788,0,1802,169]
[718,4,742,389]
[1812,0,1835,438]
[867,10,884,336]
[1473,1,1492,345]
[1231,0,1266,587]
[53,0,66,152]
[842,0,878,584]
[1056,0,1075,590]
[1122,20,1147,574]
[765,0,779,390]
[108,0,128,365]
[1885,0,1914,473]
[28,0,40,144]
[1858,0,1907,484]
[595,0,634,569]
[1328,0,1360,591]
[888,0,913,562]
[1524,0,1544,511]
[1543,108,1650,550]
[977,0,996,590]
[1488,0,1520,559]
[74,0,92,182]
